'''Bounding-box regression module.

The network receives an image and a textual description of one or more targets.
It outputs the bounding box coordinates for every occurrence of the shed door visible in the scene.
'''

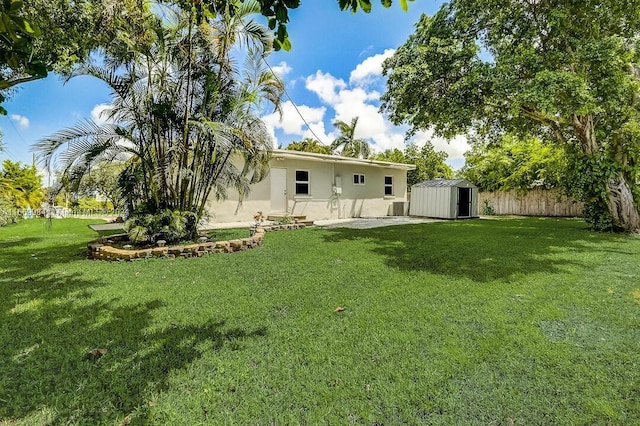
[457,187,471,217]
[270,168,287,212]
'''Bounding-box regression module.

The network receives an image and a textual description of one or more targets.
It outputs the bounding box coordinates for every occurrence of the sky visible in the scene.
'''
[0,0,470,173]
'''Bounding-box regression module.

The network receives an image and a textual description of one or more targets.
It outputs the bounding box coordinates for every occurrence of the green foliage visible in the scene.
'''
[0,195,19,226]
[0,0,45,113]
[0,159,44,208]
[481,199,495,216]
[79,162,125,209]
[461,135,569,192]
[286,138,331,155]
[76,197,114,210]
[330,117,371,159]
[35,4,282,225]
[381,0,640,231]
[337,0,413,13]
[372,147,406,164]
[186,0,413,51]
[272,212,293,225]
[405,143,453,185]
[374,143,453,186]
[564,149,621,232]
[53,193,113,210]
[1,218,639,423]
[0,0,105,112]
[124,209,198,244]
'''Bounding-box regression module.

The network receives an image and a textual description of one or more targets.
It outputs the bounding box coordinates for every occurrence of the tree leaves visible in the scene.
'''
[330,117,372,159]
[34,5,283,228]
[382,0,640,231]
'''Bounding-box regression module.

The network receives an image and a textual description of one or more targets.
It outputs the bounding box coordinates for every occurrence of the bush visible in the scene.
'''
[0,210,20,227]
[124,210,197,244]
[481,199,496,216]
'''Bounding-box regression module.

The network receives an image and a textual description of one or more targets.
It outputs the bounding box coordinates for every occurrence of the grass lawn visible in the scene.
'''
[0,217,638,425]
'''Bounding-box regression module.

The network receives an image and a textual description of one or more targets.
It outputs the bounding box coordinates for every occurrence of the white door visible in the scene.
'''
[270,168,287,212]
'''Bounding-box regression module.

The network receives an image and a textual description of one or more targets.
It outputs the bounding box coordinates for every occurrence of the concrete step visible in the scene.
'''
[266,214,306,221]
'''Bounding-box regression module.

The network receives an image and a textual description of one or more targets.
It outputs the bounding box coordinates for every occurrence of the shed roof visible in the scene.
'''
[413,179,472,188]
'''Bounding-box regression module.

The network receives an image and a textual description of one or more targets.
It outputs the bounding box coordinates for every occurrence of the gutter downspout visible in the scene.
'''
[333,162,341,219]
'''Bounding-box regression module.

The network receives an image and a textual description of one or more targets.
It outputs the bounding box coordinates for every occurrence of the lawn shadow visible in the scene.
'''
[0,238,90,278]
[322,218,609,282]
[0,271,267,424]
[0,218,122,278]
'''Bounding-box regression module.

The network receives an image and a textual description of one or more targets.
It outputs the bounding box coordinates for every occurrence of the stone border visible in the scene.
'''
[87,224,306,261]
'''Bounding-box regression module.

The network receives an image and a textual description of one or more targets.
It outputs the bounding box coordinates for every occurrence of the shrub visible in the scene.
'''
[0,209,20,227]
[124,210,198,244]
[481,199,496,216]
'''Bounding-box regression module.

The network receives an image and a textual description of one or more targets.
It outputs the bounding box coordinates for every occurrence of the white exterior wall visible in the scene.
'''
[409,187,454,219]
[204,154,410,223]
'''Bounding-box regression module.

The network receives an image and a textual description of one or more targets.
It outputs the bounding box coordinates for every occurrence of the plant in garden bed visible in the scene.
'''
[124,210,197,245]
[250,211,265,236]
[272,212,294,225]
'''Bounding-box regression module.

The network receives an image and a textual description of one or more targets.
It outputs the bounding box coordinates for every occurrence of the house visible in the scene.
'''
[205,149,415,223]
[409,179,479,219]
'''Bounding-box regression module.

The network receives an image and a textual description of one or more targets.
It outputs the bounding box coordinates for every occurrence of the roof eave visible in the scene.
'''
[271,149,416,171]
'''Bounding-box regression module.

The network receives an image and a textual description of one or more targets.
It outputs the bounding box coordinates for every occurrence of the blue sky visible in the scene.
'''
[0,0,469,172]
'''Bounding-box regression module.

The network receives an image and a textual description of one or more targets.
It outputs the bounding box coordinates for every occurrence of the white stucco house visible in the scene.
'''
[205,149,415,223]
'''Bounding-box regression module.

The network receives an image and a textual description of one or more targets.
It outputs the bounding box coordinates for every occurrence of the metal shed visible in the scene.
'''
[409,179,479,219]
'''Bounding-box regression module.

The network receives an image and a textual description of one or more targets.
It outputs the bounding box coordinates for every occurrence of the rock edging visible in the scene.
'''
[87,223,306,261]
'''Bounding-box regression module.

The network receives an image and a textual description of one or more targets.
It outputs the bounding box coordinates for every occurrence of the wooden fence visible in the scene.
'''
[478,189,583,217]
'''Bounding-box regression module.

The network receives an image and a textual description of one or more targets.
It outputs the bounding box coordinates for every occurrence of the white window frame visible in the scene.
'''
[384,175,394,196]
[295,170,310,195]
[353,174,365,185]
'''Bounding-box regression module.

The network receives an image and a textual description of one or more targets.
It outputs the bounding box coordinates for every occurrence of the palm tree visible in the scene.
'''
[286,138,331,155]
[34,1,282,238]
[330,117,371,159]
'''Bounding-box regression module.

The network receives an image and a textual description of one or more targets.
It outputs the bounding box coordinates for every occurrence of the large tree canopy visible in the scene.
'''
[184,0,415,50]
[382,0,640,232]
[0,0,154,111]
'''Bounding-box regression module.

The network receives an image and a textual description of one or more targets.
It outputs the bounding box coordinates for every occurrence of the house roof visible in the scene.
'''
[413,179,473,188]
[271,149,416,171]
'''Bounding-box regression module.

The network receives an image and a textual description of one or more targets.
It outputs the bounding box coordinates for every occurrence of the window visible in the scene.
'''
[384,176,393,196]
[295,170,309,195]
[353,174,365,185]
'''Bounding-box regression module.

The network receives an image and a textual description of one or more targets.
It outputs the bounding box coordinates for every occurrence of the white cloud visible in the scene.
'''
[305,71,347,105]
[91,103,112,125]
[349,49,395,86]
[10,114,29,129]
[266,51,472,165]
[412,130,471,162]
[271,61,292,78]
[262,101,330,143]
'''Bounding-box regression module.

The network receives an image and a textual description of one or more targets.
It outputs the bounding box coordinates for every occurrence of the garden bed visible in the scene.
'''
[87,223,306,261]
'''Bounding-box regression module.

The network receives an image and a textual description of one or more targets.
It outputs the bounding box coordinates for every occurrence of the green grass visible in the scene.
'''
[0,217,638,425]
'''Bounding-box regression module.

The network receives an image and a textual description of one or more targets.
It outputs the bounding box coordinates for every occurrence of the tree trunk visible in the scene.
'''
[573,114,640,232]
[607,172,640,232]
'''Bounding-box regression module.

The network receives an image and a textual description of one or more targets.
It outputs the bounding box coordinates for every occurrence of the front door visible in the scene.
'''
[270,168,287,212]
[457,187,471,217]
